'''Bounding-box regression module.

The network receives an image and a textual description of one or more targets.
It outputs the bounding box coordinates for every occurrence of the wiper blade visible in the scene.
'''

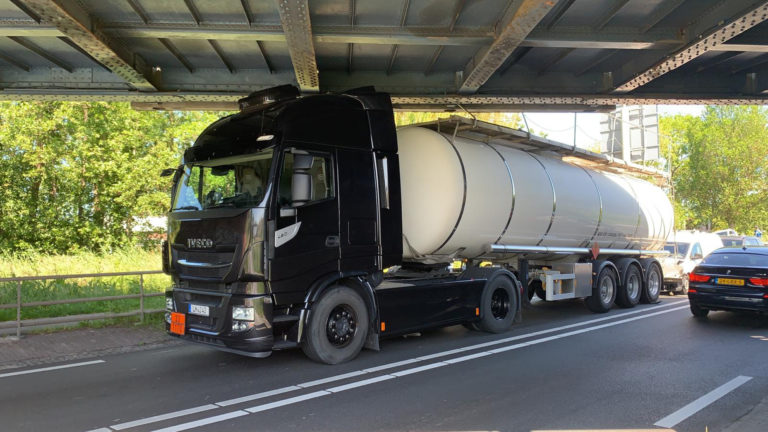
[172,206,201,211]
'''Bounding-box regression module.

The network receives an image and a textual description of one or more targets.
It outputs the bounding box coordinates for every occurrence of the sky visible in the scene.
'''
[523,105,706,150]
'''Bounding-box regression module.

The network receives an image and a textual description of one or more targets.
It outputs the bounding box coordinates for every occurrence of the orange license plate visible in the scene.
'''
[170,312,186,335]
[717,278,744,286]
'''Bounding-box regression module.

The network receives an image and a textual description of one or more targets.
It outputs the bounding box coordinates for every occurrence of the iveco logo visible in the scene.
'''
[187,238,214,249]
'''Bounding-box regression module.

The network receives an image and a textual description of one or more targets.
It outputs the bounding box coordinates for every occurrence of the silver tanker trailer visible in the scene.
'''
[163,85,672,364]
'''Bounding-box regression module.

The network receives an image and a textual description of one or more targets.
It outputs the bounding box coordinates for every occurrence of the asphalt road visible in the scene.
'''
[2,296,768,432]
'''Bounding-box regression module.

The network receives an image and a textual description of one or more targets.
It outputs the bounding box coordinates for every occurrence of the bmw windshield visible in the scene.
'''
[172,151,273,211]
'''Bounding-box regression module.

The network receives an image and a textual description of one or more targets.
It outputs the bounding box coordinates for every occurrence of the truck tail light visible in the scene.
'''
[749,277,768,286]
[689,273,710,283]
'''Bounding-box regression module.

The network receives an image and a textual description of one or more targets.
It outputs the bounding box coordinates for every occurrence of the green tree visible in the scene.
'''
[660,106,768,233]
[0,102,222,253]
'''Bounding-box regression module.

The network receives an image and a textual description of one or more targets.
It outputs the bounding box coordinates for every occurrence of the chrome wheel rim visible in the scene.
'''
[600,276,614,305]
[627,273,640,300]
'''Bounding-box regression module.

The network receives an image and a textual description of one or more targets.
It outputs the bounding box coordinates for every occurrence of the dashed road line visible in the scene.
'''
[655,375,753,428]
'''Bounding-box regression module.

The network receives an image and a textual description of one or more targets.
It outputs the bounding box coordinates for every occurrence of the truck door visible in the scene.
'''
[270,147,339,303]
[337,149,379,274]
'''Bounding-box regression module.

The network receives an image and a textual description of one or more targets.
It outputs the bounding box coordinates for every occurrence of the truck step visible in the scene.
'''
[273,314,300,324]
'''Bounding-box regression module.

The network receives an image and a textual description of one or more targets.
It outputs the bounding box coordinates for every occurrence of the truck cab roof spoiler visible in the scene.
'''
[412,116,669,184]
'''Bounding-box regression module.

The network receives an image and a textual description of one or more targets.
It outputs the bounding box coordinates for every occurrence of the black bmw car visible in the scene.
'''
[687,246,768,317]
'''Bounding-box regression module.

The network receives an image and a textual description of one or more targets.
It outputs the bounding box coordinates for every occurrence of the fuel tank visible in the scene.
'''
[397,126,673,262]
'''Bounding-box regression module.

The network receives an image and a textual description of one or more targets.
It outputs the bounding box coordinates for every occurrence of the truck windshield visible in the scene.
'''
[664,242,690,258]
[172,151,273,211]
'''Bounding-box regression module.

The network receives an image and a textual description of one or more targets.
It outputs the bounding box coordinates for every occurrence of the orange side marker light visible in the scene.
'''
[380,322,386,332]
[475,307,480,316]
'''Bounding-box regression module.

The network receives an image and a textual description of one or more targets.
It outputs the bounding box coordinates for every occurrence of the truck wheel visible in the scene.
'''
[585,267,616,313]
[301,285,369,364]
[640,262,662,304]
[615,264,642,308]
[478,276,517,333]
[690,301,709,318]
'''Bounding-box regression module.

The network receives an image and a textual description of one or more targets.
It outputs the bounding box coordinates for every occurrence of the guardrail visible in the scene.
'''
[0,271,166,337]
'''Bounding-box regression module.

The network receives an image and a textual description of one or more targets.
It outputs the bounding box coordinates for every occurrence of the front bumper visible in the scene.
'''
[166,289,274,356]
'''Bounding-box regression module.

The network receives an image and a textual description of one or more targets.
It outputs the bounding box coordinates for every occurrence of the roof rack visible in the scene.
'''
[412,115,669,184]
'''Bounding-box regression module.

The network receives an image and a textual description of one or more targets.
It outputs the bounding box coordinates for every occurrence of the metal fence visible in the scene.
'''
[0,271,166,337]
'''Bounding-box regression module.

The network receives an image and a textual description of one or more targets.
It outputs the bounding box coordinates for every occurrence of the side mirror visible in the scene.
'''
[160,167,177,177]
[280,208,297,218]
[692,253,703,260]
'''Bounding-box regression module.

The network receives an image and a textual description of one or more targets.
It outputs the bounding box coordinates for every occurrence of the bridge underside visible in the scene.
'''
[2,0,768,111]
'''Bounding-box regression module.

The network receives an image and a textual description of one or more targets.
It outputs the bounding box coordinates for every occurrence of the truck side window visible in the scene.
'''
[279,150,333,207]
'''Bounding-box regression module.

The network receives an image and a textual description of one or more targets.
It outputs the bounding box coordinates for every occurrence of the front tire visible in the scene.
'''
[478,276,517,333]
[585,267,617,313]
[302,285,369,364]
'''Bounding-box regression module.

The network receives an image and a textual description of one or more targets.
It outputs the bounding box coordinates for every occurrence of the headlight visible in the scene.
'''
[232,306,255,321]
[164,312,171,324]
[232,321,251,332]
[166,297,175,311]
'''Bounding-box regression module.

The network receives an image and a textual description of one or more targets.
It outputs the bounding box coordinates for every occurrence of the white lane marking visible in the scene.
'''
[245,391,331,414]
[654,375,753,428]
[391,362,448,377]
[0,360,104,379]
[296,370,368,388]
[103,301,688,431]
[326,375,397,393]
[85,428,112,432]
[151,410,249,432]
[111,405,219,430]
[151,304,690,432]
[215,386,300,407]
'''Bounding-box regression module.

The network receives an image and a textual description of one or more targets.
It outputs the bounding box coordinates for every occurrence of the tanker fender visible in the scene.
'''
[610,257,642,283]
[591,260,619,283]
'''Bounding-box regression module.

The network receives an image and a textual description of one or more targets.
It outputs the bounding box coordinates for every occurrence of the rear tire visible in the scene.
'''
[585,267,617,313]
[301,285,369,364]
[478,276,517,333]
[641,261,662,304]
[616,264,642,308]
[690,301,709,318]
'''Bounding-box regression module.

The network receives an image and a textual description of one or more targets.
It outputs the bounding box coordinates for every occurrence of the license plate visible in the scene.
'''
[188,304,210,317]
[170,312,185,335]
[716,278,744,286]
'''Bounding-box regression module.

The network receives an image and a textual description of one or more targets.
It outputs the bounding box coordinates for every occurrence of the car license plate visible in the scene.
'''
[188,304,210,317]
[170,312,185,335]
[716,278,744,286]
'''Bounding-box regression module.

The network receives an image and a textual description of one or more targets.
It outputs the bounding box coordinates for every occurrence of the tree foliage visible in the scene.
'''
[660,106,768,233]
[0,102,222,253]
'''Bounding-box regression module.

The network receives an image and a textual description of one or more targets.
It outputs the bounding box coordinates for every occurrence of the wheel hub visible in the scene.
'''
[490,288,510,320]
[326,305,356,347]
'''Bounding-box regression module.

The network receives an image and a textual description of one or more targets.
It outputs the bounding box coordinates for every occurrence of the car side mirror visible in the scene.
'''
[160,167,177,177]
[692,253,703,260]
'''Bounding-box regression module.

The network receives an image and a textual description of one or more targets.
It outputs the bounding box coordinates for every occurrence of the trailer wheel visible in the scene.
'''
[301,285,369,364]
[478,276,517,333]
[615,264,642,308]
[585,267,616,313]
[640,261,662,304]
